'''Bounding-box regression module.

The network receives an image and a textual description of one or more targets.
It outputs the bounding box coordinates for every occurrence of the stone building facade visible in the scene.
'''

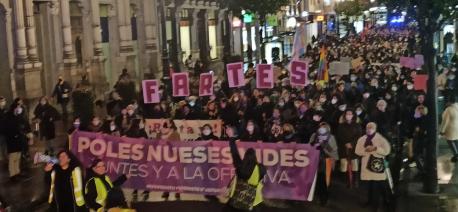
[0,0,229,103]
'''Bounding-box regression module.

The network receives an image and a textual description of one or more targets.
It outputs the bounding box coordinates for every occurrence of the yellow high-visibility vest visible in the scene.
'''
[85,175,114,209]
[48,166,85,207]
[229,165,264,206]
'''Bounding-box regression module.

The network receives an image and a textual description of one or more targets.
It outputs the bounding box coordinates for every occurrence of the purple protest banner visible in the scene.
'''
[71,131,320,201]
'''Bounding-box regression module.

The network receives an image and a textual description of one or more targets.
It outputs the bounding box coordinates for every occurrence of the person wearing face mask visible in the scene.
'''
[0,97,8,162]
[52,76,72,120]
[303,111,324,144]
[445,73,457,102]
[369,100,392,140]
[361,91,376,116]
[33,96,60,155]
[337,109,363,188]
[155,121,181,201]
[196,124,219,141]
[240,121,263,142]
[440,97,458,163]
[101,120,121,137]
[355,122,391,212]
[5,105,32,181]
[309,123,338,206]
[409,105,428,173]
[84,159,127,212]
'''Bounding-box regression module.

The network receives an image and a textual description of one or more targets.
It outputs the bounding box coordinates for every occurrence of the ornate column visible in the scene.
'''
[2,8,17,99]
[143,0,157,52]
[12,0,28,66]
[90,0,103,56]
[117,0,133,53]
[60,0,76,64]
[24,0,39,62]
[170,6,182,71]
[190,9,200,59]
[198,9,210,64]
[216,9,227,59]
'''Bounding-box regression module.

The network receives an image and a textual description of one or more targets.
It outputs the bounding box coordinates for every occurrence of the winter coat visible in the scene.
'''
[5,112,31,153]
[440,103,458,140]
[337,121,362,159]
[355,133,391,181]
[34,104,59,140]
[52,81,72,104]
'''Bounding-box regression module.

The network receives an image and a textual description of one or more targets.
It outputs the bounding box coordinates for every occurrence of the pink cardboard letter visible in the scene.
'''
[142,80,160,104]
[256,64,274,89]
[226,62,245,88]
[172,72,190,97]
[290,60,308,86]
[199,73,213,96]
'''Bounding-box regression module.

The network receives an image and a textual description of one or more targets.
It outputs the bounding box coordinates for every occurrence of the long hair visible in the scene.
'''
[239,148,257,180]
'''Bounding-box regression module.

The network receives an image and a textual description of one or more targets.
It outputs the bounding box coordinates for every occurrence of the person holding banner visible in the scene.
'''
[196,124,219,141]
[355,122,392,212]
[44,150,87,212]
[239,120,263,142]
[225,126,266,212]
[309,122,339,206]
[155,119,181,201]
[84,158,127,212]
[124,118,149,202]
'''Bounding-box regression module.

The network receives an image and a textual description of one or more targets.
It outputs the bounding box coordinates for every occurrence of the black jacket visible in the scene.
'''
[52,81,72,104]
[85,174,127,211]
[5,112,31,153]
[34,103,59,140]
[229,138,266,181]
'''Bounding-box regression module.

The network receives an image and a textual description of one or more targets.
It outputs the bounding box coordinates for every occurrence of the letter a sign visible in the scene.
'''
[199,73,213,96]
[172,72,190,97]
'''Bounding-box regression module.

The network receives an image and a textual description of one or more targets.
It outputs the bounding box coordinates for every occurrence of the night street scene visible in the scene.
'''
[1,0,458,212]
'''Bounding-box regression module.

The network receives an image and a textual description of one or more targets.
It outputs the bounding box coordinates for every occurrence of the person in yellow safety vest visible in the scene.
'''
[45,150,88,212]
[105,187,136,212]
[224,126,266,212]
[85,158,127,212]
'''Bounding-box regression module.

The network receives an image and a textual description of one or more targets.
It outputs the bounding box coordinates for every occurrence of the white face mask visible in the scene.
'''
[392,86,398,91]
[356,110,363,116]
[203,129,211,136]
[247,125,254,132]
[313,115,321,122]
[139,122,145,129]
[318,127,327,134]
[15,107,23,115]
[320,98,326,103]
[331,98,338,104]
[233,97,239,102]
[40,101,47,105]
[449,75,456,80]
[339,105,347,111]
[407,85,414,90]
[110,125,116,131]
[363,93,370,99]
[92,120,100,126]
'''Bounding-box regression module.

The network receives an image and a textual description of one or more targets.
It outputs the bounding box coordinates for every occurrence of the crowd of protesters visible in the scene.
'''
[0,25,458,212]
